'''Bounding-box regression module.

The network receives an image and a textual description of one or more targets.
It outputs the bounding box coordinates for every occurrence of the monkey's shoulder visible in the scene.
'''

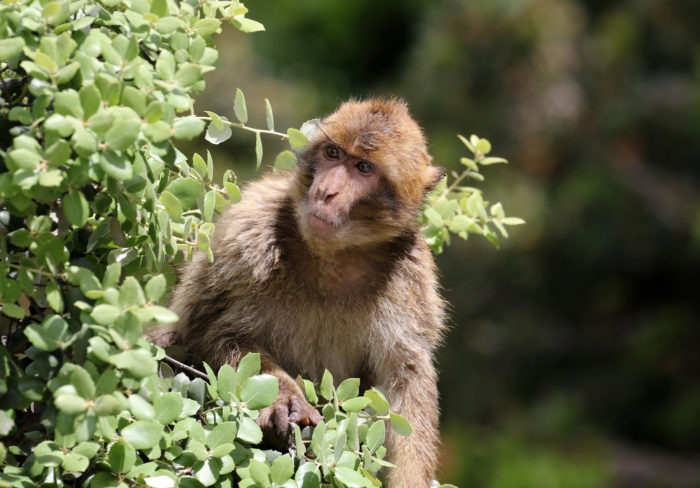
[210,173,293,282]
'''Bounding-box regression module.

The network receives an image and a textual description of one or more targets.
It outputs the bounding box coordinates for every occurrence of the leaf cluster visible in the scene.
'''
[423,135,525,253]
[0,0,519,485]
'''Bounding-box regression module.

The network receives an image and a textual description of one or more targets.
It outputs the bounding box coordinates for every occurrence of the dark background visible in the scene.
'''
[193,1,700,485]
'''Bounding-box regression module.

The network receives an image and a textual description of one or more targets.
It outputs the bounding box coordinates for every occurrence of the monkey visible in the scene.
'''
[147,98,446,487]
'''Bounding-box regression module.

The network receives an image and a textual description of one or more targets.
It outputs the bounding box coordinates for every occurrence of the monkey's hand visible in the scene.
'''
[257,391,322,449]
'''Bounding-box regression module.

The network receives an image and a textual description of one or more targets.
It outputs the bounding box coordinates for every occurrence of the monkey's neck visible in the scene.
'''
[275,200,414,295]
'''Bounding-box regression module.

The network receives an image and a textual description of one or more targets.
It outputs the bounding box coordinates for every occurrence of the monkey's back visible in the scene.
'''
[170,172,446,384]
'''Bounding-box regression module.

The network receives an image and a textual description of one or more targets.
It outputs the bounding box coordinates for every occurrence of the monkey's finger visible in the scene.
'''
[288,395,322,426]
[273,401,291,437]
[287,395,305,424]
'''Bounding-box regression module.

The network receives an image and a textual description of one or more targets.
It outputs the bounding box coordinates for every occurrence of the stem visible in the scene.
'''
[198,116,288,139]
[5,261,56,278]
[441,169,473,198]
[162,354,209,380]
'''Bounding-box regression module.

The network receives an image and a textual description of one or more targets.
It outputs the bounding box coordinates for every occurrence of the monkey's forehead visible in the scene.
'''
[320,100,427,158]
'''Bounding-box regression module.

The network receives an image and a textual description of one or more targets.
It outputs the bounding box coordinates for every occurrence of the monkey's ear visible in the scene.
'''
[424,165,446,194]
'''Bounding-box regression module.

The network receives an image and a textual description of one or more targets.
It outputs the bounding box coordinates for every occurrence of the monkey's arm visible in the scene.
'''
[379,349,440,488]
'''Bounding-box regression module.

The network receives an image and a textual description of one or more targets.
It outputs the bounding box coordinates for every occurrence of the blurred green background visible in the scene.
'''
[193,1,700,486]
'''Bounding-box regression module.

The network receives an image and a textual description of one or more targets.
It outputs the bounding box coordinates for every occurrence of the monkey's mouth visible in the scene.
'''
[306,212,345,242]
[308,214,337,230]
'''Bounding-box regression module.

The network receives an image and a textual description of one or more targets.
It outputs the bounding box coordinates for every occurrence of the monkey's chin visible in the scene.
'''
[304,214,344,247]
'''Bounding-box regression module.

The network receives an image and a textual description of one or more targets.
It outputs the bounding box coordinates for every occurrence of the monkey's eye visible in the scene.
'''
[324,145,341,160]
[356,160,374,175]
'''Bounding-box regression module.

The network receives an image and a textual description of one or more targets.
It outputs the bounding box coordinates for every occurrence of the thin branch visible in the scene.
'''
[162,354,209,380]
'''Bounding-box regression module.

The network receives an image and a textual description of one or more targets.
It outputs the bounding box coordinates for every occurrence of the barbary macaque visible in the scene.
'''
[148,98,446,487]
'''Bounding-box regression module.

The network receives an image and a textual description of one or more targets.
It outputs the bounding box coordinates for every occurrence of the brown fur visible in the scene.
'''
[148,99,446,487]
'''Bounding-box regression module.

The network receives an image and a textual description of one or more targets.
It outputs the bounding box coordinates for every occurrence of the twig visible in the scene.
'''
[162,354,209,380]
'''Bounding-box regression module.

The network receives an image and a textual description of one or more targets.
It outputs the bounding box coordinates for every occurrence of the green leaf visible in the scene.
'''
[71,366,96,399]
[38,169,64,187]
[481,156,507,165]
[255,132,262,168]
[270,454,294,484]
[155,49,175,78]
[147,305,179,323]
[319,370,334,401]
[54,90,83,118]
[80,83,102,118]
[195,457,222,487]
[153,392,184,425]
[55,394,88,414]
[203,190,215,222]
[24,315,69,351]
[159,191,183,219]
[91,304,121,325]
[233,17,265,33]
[166,178,203,211]
[129,394,156,421]
[205,116,232,145]
[145,274,167,303]
[334,465,369,487]
[175,63,202,87]
[109,348,157,378]
[224,182,241,202]
[46,279,64,313]
[336,378,360,402]
[295,461,322,487]
[236,416,263,444]
[424,207,444,228]
[73,441,100,459]
[248,459,270,486]
[99,151,134,180]
[503,217,526,225]
[63,191,90,227]
[274,150,297,171]
[7,149,41,170]
[364,388,390,416]
[302,379,318,404]
[457,134,474,152]
[264,98,274,131]
[206,422,237,448]
[194,18,221,36]
[240,374,278,410]
[121,420,163,449]
[2,303,26,319]
[217,364,237,402]
[0,38,25,59]
[62,451,89,473]
[233,88,248,124]
[237,352,261,384]
[475,138,492,154]
[366,420,385,452]
[120,276,146,308]
[389,413,413,436]
[105,119,141,151]
[173,116,205,140]
[309,420,325,459]
[341,397,372,412]
[109,439,136,474]
[287,128,309,151]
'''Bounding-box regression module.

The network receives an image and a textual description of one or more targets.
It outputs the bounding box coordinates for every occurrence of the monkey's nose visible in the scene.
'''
[321,191,338,204]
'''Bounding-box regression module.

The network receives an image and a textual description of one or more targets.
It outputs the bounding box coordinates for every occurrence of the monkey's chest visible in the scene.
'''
[252,296,370,382]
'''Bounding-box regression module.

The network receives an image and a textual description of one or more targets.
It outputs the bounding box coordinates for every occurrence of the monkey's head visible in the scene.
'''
[291,98,443,253]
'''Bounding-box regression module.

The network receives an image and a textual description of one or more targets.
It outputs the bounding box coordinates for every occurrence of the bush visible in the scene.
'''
[0,0,519,485]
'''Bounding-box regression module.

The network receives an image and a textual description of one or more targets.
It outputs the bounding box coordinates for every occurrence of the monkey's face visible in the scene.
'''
[294,141,389,251]
[292,98,443,254]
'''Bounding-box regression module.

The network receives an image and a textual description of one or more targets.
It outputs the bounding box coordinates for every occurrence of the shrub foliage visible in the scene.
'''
[0,0,519,485]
